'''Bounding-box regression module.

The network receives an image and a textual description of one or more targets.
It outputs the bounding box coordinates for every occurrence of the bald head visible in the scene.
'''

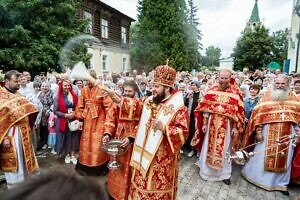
[219,69,232,76]
[218,69,232,91]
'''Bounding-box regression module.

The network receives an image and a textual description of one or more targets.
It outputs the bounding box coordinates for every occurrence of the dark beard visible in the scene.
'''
[124,94,135,98]
[153,91,166,105]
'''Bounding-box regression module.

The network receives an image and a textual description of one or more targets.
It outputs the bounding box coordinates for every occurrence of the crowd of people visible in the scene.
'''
[0,65,299,199]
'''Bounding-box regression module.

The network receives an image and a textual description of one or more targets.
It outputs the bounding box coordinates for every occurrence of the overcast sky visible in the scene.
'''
[101,0,293,58]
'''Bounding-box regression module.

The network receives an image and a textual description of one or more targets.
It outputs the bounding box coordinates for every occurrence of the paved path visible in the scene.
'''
[178,155,299,200]
[1,150,299,199]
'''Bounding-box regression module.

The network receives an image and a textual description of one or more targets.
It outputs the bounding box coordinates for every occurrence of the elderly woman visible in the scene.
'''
[54,78,79,164]
[240,84,250,98]
[38,81,54,150]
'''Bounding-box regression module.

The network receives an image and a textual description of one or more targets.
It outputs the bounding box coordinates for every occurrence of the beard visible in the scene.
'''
[124,94,135,98]
[218,83,228,91]
[271,86,290,101]
[153,90,166,105]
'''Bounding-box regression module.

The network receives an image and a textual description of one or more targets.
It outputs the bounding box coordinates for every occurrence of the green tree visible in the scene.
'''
[271,28,289,65]
[201,45,221,69]
[187,0,202,49]
[130,0,199,72]
[185,0,202,70]
[0,0,90,73]
[232,26,273,71]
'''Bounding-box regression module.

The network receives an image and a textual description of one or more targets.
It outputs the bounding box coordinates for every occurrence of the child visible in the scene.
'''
[48,108,57,154]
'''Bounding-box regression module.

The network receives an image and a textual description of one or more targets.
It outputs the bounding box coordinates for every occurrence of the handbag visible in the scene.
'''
[68,120,80,132]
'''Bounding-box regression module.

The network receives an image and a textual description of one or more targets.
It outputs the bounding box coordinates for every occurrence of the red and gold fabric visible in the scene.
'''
[292,145,300,184]
[128,91,189,200]
[0,87,38,173]
[108,96,142,200]
[242,91,300,172]
[264,122,291,172]
[191,83,245,169]
[130,92,187,177]
[152,65,177,88]
[118,96,142,123]
[75,85,116,167]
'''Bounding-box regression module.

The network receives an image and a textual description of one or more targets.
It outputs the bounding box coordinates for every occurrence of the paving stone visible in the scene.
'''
[0,151,299,200]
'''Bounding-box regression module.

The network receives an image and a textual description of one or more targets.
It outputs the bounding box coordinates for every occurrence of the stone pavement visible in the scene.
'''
[178,155,299,200]
[0,150,299,200]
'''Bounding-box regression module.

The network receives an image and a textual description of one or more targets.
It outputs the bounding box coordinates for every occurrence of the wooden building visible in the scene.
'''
[79,0,135,74]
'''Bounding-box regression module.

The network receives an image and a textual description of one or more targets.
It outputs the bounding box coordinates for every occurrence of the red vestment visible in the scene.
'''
[75,85,116,167]
[292,91,300,183]
[0,87,38,174]
[191,81,245,169]
[129,92,189,200]
[242,91,300,172]
[107,96,142,200]
[292,145,300,183]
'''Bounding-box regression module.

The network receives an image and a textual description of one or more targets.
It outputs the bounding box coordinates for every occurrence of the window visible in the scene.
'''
[102,55,108,71]
[121,27,127,44]
[83,11,93,34]
[122,57,127,71]
[101,19,108,38]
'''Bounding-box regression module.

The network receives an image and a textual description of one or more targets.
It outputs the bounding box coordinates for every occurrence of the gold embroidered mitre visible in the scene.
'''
[152,65,176,87]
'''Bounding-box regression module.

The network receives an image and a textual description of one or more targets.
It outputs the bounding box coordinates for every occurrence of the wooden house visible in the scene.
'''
[79,0,135,74]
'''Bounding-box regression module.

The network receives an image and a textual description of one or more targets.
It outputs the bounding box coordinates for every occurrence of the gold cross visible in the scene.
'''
[166,58,169,65]
[217,105,224,112]
[163,104,174,116]
[280,113,286,120]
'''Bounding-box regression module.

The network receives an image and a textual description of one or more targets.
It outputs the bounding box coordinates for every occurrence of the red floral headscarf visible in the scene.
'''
[57,79,78,133]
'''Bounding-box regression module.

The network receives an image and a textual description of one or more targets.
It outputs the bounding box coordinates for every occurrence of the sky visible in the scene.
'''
[101,0,293,58]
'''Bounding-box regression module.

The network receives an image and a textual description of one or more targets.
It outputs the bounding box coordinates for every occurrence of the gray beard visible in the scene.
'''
[271,87,289,101]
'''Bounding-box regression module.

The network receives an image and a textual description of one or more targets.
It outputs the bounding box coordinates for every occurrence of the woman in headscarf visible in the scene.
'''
[53,78,79,165]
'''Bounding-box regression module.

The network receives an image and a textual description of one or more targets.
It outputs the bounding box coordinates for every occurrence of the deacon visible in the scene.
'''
[103,80,143,200]
[75,69,116,176]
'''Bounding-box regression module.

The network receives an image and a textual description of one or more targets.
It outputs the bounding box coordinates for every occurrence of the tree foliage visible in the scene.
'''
[201,45,221,69]
[185,0,202,70]
[271,28,289,66]
[232,26,274,71]
[187,0,202,49]
[130,0,201,72]
[0,0,90,73]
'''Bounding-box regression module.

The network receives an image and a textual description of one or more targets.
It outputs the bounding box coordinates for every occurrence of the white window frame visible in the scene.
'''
[102,54,108,71]
[83,11,93,34]
[122,57,127,72]
[101,19,108,39]
[121,26,127,44]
